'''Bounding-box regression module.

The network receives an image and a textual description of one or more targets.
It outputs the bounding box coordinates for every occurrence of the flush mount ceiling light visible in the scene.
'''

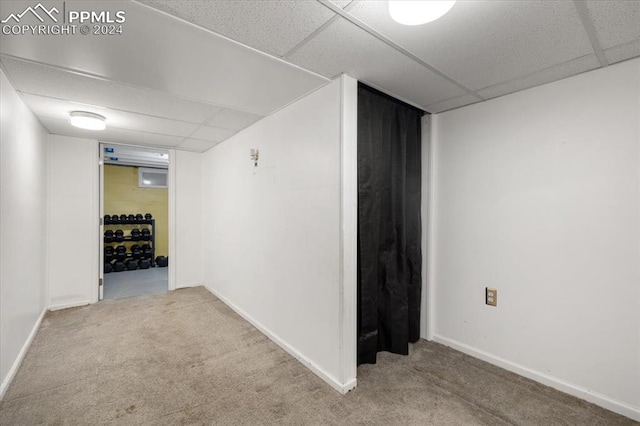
[69,111,106,130]
[389,0,457,25]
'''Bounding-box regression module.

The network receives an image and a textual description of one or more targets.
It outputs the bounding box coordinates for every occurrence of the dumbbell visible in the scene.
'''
[104,230,114,243]
[104,246,115,263]
[104,262,113,274]
[135,213,144,224]
[130,245,142,259]
[119,214,128,224]
[111,214,120,224]
[104,215,112,225]
[114,230,124,242]
[112,260,126,272]
[155,256,168,267]
[125,259,139,270]
[130,229,141,241]
[144,213,152,222]
[141,244,152,259]
[141,228,151,241]
[138,259,151,269]
[127,214,135,223]
[115,245,127,261]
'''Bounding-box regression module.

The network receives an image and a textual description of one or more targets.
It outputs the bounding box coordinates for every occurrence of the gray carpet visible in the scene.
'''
[0,287,635,425]
[103,267,167,300]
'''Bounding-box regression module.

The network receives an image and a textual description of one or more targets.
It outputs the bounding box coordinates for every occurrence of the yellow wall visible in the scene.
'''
[104,165,168,256]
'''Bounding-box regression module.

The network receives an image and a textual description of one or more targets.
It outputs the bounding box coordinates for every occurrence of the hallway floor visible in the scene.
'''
[103,267,167,300]
[0,287,634,425]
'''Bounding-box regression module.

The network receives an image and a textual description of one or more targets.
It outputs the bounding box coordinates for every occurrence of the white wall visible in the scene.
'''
[47,143,203,303]
[201,77,357,392]
[173,150,203,288]
[47,135,99,309]
[430,58,640,420]
[0,70,48,397]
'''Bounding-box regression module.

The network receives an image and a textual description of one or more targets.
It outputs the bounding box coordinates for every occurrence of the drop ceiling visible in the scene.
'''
[1,0,638,152]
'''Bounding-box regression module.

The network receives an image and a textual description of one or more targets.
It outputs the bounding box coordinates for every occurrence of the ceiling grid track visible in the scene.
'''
[572,0,609,67]
[283,15,341,59]
[180,109,229,146]
[474,53,601,95]
[284,1,359,59]
[316,0,484,100]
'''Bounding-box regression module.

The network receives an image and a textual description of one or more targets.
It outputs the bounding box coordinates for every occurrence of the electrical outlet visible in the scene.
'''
[485,287,497,307]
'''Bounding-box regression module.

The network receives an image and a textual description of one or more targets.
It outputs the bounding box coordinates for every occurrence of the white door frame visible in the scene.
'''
[97,143,176,299]
[167,149,176,291]
[98,144,105,301]
[421,114,436,341]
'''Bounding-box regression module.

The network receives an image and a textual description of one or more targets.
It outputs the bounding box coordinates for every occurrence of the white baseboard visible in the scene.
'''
[0,308,46,400]
[176,281,203,290]
[432,335,640,422]
[340,378,357,394]
[203,284,356,394]
[48,299,91,311]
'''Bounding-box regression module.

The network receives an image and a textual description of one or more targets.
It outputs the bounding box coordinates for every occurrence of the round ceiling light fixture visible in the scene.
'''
[69,111,106,130]
[388,0,457,25]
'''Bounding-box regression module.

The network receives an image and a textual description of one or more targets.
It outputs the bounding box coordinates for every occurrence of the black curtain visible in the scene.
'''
[357,84,422,366]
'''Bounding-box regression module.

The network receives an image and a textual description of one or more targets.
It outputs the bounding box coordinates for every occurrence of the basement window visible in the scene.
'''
[138,167,168,188]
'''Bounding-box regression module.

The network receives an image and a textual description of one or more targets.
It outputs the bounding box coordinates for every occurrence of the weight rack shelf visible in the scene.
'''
[105,220,155,225]
[104,237,152,242]
[104,215,156,269]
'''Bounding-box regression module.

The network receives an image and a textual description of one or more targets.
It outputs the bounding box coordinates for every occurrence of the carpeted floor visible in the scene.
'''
[0,287,635,425]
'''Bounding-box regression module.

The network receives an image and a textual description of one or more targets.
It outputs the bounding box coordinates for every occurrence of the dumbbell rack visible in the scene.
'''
[104,216,156,269]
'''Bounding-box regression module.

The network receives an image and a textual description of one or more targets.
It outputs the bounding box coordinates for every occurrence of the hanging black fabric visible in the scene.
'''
[357,84,422,366]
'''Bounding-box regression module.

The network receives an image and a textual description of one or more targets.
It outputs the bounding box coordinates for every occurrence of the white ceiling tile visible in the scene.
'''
[177,138,222,153]
[0,1,328,115]
[604,40,640,65]
[286,18,467,106]
[40,117,184,148]
[425,94,482,114]
[20,93,199,137]
[348,0,594,90]
[206,109,264,131]
[585,0,640,49]
[190,126,236,142]
[1,56,221,124]
[139,0,336,57]
[476,54,600,100]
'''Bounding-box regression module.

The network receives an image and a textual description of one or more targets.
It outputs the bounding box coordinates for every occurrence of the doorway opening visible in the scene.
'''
[100,144,170,301]
[356,83,424,365]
